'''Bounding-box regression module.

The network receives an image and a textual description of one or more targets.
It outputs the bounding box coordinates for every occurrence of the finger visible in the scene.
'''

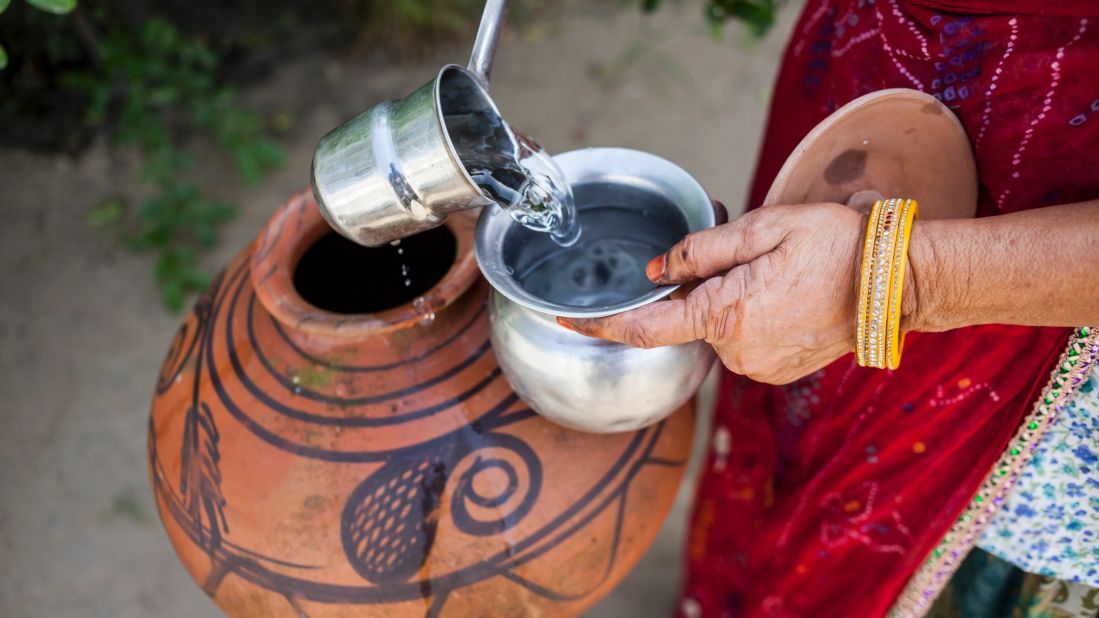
[558,274,741,348]
[639,202,733,282]
[668,280,701,301]
[711,200,730,226]
[845,190,884,214]
[557,297,701,348]
[647,208,785,285]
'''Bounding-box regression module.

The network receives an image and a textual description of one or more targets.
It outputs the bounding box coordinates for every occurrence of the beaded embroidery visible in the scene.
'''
[978,364,1099,584]
[888,327,1099,617]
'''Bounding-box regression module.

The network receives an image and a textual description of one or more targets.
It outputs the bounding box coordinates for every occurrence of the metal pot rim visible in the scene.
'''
[433,64,503,210]
[474,147,714,319]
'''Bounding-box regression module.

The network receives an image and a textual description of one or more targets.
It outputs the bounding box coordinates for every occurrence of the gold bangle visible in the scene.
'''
[868,199,895,368]
[874,200,902,367]
[855,202,882,367]
[857,199,889,365]
[856,199,918,369]
[886,199,918,369]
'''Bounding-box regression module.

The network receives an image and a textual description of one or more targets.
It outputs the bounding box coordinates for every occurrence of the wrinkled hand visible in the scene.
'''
[558,203,866,385]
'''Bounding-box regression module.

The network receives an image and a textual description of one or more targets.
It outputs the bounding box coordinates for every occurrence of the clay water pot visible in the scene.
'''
[765,88,978,219]
[148,191,694,617]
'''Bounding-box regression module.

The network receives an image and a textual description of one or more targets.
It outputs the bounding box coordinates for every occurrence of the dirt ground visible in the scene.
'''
[0,2,798,616]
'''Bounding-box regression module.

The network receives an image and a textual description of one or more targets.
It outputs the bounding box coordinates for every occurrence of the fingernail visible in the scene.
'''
[556,317,577,332]
[712,200,729,225]
[646,254,667,282]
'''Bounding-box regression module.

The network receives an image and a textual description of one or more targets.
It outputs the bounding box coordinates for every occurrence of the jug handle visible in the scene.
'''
[468,0,508,90]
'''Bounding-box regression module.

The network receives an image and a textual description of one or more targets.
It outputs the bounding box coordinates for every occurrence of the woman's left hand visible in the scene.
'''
[558,203,868,385]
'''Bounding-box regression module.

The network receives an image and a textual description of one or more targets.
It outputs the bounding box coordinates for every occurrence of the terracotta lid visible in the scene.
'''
[765,88,978,220]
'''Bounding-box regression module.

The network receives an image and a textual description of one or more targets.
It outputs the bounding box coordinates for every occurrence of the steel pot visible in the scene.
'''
[479,148,717,433]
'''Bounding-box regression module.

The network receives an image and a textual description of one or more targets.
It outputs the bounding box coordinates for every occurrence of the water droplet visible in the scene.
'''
[390,239,401,247]
[412,297,436,324]
[404,278,412,287]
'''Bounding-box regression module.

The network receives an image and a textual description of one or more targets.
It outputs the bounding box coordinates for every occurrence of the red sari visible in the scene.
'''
[680,1,1099,616]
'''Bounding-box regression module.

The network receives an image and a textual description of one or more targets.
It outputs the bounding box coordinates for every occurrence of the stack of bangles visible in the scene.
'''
[856,198,919,370]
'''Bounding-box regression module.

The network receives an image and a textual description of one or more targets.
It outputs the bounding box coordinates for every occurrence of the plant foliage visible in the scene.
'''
[74,15,285,309]
[641,0,781,38]
[2,3,285,310]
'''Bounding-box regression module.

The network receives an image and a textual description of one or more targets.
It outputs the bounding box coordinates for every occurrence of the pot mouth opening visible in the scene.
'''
[251,192,479,338]
[293,226,457,315]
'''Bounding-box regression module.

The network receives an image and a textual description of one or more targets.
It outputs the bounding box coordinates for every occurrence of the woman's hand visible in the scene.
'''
[558,203,866,385]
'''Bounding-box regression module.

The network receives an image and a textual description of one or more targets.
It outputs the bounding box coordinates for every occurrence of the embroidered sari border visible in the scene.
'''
[888,327,1099,617]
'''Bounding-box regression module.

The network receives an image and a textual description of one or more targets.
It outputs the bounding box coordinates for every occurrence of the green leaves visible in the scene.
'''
[154,246,212,311]
[705,0,778,38]
[125,180,240,310]
[234,138,285,186]
[25,0,77,15]
[86,197,126,228]
[189,88,285,185]
[1,0,10,70]
[638,0,780,38]
[66,14,284,310]
[1,0,83,71]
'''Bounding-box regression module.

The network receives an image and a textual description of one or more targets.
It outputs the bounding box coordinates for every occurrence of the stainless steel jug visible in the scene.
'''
[311,0,508,246]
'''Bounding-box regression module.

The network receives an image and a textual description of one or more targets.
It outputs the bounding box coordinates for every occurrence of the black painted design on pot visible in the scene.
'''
[342,454,453,583]
[151,417,675,612]
[150,255,686,615]
[177,270,229,553]
[341,430,543,583]
[156,270,222,394]
[449,434,541,538]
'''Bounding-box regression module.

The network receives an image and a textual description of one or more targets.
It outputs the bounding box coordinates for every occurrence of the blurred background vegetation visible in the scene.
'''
[0,0,776,310]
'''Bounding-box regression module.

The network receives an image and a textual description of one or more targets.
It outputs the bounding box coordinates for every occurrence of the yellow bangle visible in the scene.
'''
[860,199,895,368]
[856,199,918,370]
[873,201,897,367]
[886,199,918,369]
[856,201,884,367]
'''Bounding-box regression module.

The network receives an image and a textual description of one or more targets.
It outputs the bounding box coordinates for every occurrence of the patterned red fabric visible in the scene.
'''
[680,1,1099,617]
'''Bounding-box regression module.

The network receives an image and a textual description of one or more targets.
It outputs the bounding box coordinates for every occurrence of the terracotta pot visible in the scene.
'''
[148,191,694,617]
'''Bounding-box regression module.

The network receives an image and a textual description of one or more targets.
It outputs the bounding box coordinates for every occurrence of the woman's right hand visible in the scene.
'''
[558,202,870,385]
